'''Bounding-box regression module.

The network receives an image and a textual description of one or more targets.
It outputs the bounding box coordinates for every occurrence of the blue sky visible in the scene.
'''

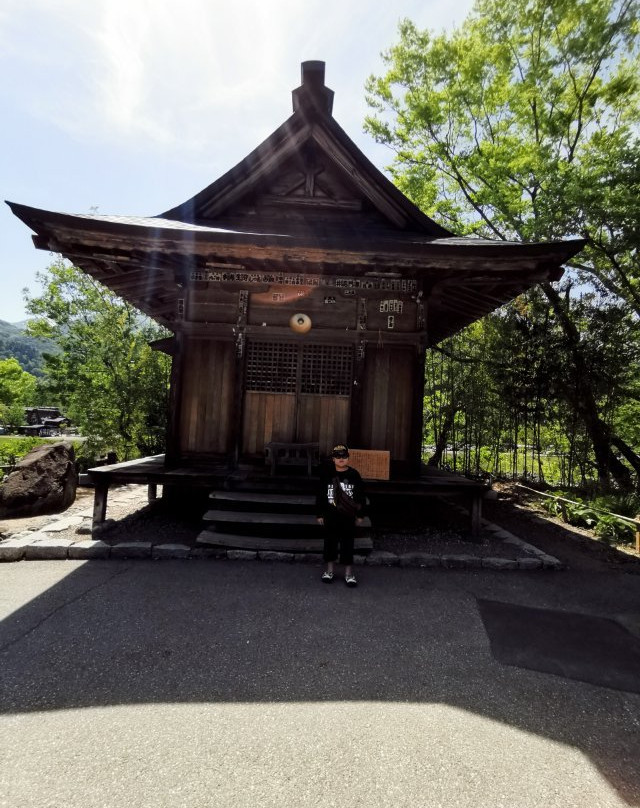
[1,0,474,324]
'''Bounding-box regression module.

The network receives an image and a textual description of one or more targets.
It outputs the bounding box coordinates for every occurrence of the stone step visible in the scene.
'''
[196,529,373,553]
[203,509,371,528]
[226,478,319,494]
[210,491,316,510]
[211,490,316,504]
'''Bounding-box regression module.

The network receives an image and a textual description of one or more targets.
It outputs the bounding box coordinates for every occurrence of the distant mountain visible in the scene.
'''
[0,320,56,376]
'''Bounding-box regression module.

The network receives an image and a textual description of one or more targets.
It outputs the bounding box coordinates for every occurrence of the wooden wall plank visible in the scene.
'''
[198,341,212,448]
[243,392,256,453]
[179,338,236,455]
[242,392,298,453]
[358,346,415,461]
[265,394,275,443]
[186,343,200,450]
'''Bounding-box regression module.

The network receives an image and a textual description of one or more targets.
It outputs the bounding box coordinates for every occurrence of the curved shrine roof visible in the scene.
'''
[7,61,585,343]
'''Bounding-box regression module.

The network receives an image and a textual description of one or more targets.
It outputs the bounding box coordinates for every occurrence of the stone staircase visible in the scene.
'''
[196,489,373,553]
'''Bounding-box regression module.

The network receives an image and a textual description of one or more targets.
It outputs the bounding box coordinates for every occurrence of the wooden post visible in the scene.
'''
[165,332,184,466]
[635,515,640,555]
[470,493,482,540]
[409,343,427,477]
[230,290,249,468]
[148,483,158,502]
[348,338,366,450]
[232,337,247,468]
[92,481,109,532]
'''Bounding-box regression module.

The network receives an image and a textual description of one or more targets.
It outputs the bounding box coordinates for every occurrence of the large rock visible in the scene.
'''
[0,442,78,518]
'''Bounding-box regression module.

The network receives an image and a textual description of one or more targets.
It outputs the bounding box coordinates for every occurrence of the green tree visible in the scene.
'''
[366,0,640,487]
[25,260,171,461]
[0,357,37,427]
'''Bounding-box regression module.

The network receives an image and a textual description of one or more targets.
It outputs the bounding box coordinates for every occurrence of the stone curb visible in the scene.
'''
[0,537,33,562]
[152,543,191,560]
[25,539,74,560]
[0,539,559,569]
[446,499,564,571]
[0,522,562,571]
[110,542,152,559]
[69,540,111,560]
[258,550,295,563]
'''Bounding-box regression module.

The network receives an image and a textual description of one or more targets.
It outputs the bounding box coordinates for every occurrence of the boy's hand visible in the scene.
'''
[317,517,324,525]
[355,517,364,525]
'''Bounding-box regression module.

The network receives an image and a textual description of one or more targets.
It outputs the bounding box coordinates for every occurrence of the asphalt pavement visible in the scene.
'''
[1,559,639,808]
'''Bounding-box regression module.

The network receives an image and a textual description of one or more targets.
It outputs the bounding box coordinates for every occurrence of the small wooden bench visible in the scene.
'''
[264,442,320,476]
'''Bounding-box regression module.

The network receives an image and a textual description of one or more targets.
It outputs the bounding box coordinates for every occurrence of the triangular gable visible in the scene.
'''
[160,64,452,238]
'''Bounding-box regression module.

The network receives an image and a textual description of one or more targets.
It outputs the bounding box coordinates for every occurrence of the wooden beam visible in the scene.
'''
[259,194,362,211]
[199,125,312,218]
[311,127,409,228]
[177,321,423,344]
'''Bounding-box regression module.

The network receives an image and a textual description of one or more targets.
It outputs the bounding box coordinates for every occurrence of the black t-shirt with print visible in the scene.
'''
[316,465,367,519]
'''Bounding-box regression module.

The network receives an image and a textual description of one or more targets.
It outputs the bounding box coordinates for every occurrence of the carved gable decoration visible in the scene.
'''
[157,63,453,235]
[257,142,362,211]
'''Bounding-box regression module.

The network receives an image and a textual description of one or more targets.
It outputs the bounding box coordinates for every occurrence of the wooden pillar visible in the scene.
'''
[148,483,158,502]
[470,493,482,540]
[231,351,247,467]
[409,344,426,477]
[231,290,249,466]
[165,332,185,467]
[92,481,109,531]
[348,338,366,449]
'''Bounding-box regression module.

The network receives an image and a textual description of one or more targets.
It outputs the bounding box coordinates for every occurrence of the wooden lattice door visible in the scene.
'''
[241,341,353,455]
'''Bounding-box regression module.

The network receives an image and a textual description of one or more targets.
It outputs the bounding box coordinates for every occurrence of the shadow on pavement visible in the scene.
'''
[477,598,640,694]
[1,560,639,804]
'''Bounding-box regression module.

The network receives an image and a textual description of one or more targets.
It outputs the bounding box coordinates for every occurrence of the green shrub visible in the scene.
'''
[0,436,42,464]
[541,493,568,518]
[594,514,635,546]
[563,501,597,529]
[591,493,640,518]
[541,489,638,546]
[0,436,84,468]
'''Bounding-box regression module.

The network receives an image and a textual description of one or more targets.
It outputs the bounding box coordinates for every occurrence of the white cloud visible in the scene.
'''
[1,0,474,154]
[1,0,476,322]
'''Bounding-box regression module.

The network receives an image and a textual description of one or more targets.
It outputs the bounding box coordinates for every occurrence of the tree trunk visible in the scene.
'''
[610,436,640,482]
[427,401,458,467]
[541,281,635,490]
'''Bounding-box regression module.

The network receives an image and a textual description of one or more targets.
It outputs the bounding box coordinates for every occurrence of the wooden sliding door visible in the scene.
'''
[241,340,352,456]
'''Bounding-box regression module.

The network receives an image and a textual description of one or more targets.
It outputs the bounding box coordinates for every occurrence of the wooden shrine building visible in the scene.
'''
[8,62,583,484]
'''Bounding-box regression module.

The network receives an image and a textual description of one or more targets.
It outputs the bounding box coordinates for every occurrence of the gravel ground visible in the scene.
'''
[371,496,526,558]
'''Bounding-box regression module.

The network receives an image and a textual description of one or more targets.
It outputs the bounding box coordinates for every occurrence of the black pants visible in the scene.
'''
[322,511,356,565]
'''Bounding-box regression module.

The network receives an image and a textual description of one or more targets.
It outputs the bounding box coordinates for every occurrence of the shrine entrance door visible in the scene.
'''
[241,340,353,457]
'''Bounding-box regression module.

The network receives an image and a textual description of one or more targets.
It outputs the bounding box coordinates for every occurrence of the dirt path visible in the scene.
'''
[483,487,640,574]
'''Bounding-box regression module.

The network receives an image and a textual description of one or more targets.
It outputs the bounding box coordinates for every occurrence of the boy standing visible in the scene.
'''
[316,444,366,587]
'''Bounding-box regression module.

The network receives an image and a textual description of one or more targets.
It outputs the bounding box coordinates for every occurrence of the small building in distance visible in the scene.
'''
[20,407,71,437]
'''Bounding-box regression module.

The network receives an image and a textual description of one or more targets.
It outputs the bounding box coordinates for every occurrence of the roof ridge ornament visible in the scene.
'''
[292,60,334,116]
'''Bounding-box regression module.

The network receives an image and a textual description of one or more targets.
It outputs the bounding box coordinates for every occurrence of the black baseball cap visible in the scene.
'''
[331,444,349,458]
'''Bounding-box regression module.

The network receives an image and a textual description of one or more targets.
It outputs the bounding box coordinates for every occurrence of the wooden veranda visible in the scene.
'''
[88,455,488,538]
